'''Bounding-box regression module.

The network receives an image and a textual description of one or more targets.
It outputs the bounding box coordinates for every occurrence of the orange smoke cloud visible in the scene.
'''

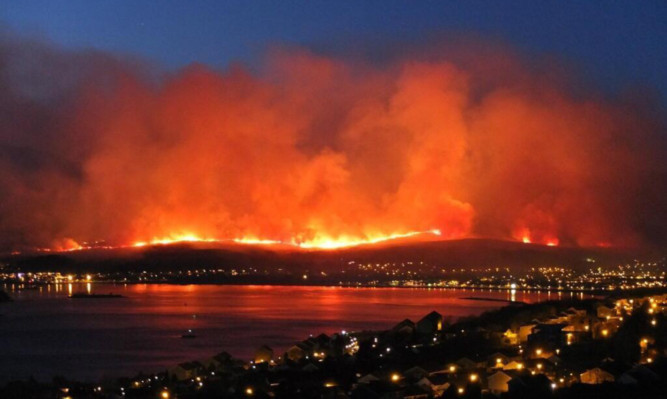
[0,36,665,251]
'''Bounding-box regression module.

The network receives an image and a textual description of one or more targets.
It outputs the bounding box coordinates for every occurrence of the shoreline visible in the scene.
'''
[2,279,626,296]
[460,296,527,304]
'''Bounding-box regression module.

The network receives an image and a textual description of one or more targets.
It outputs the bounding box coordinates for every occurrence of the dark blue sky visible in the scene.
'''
[2,1,666,97]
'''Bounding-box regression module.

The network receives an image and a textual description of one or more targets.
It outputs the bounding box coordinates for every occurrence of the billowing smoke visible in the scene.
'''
[1,34,665,251]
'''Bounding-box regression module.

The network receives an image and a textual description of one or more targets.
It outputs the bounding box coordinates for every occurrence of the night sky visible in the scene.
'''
[0,2,666,251]
[3,1,666,98]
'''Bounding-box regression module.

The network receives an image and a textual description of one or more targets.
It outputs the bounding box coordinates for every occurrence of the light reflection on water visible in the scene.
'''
[0,283,593,382]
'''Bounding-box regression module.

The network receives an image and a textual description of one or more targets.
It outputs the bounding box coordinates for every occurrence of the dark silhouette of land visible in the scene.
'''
[3,239,656,276]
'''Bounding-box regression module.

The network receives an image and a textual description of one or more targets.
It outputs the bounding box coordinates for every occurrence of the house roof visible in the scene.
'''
[581,367,615,378]
[289,342,309,352]
[315,333,330,342]
[488,370,512,382]
[393,319,415,330]
[177,361,203,370]
[429,374,449,385]
[488,352,510,360]
[626,365,659,383]
[404,366,428,379]
[357,373,380,384]
[532,323,567,333]
[418,311,442,323]
[598,360,632,376]
[212,351,232,363]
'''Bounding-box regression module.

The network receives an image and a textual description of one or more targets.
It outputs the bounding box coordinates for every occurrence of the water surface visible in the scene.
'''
[0,283,589,382]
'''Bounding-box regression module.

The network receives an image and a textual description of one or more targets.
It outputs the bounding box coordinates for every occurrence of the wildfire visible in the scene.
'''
[22,226,633,255]
[515,228,559,247]
[232,238,284,245]
[231,229,442,249]
[32,229,446,253]
[24,226,604,255]
[132,234,219,248]
[292,229,442,250]
[1,33,662,256]
[35,238,115,253]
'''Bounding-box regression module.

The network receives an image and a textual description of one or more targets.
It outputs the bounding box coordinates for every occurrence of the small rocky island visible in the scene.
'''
[68,293,124,299]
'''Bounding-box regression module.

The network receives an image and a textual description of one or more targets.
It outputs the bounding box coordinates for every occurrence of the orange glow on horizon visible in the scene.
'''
[35,229,447,253]
[232,238,283,246]
[515,228,559,247]
[132,234,219,248]
[292,229,441,250]
[25,226,629,254]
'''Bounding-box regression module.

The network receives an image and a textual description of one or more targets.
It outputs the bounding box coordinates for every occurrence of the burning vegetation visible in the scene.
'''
[0,36,665,252]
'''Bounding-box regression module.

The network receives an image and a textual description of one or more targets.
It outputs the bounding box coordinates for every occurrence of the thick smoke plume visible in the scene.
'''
[0,35,665,251]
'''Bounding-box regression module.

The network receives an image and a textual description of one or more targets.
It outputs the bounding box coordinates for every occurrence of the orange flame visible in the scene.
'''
[515,228,559,247]
[36,229,446,253]
[232,237,283,246]
[132,234,219,248]
[291,229,441,249]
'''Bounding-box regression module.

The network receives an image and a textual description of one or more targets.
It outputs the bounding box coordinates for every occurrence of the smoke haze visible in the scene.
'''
[1,34,665,251]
